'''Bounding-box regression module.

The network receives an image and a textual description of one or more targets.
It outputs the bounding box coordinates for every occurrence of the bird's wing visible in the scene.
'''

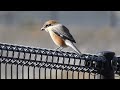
[52,24,76,43]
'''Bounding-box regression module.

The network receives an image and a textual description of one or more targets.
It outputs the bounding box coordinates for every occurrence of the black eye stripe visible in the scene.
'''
[46,24,51,27]
[46,25,48,27]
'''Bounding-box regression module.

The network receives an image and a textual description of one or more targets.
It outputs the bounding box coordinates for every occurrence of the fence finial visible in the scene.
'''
[97,51,115,79]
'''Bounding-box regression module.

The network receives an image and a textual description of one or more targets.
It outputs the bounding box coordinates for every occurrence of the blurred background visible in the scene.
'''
[0,11,120,55]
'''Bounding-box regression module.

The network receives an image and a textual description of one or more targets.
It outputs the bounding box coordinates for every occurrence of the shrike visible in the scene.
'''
[41,20,82,55]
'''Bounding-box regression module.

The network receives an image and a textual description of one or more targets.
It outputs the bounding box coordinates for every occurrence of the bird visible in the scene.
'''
[41,20,82,55]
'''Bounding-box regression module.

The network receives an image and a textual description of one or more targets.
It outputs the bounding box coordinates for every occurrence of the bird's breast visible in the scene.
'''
[49,31,67,47]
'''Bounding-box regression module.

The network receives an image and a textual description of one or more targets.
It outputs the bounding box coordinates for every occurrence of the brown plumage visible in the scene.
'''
[41,20,82,55]
[49,30,67,47]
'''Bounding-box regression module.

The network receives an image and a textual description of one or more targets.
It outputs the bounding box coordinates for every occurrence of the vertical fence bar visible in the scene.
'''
[16,65,18,79]
[0,49,2,79]
[50,68,52,79]
[28,49,31,79]
[22,65,24,79]
[88,72,91,79]
[33,53,37,79]
[66,71,68,79]
[45,55,48,79]
[72,71,74,79]
[11,64,13,79]
[0,61,1,79]
[56,70,58,79]
[44,68,46,79]
[39,67,41,79]
[5,63,7,79]
[67,57,70,79]
[78,72,80,79]
[22,50,26,79]
[39,54,42,79]
[56,56,59,79]
[97,51,115,79]
[17,50,20,79]
[61,69,63,79]
[72,57,76,79]
[27,66,30,79]
[33,67,35,79]
[50,55,53,79]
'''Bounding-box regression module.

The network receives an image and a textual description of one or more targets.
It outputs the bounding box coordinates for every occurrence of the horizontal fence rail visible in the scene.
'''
[0,43,120,79]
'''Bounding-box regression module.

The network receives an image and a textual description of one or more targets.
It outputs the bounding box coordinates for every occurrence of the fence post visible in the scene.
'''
[97,51,115,79]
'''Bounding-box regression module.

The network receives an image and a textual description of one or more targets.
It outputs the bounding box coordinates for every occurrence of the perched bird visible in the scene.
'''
[41,20,82,55]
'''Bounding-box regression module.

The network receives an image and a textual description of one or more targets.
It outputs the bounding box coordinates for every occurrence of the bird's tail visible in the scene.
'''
[65,40,82,55]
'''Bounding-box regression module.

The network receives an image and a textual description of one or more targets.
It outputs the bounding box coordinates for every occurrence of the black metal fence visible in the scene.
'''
[0,43,120,79]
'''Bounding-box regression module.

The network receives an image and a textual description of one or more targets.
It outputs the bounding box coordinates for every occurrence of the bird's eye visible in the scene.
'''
[49,24,51,26]
[46,24,51,27]
[45,25,49,27]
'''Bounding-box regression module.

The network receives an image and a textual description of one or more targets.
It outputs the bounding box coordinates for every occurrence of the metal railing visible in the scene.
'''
[0,43,120,79]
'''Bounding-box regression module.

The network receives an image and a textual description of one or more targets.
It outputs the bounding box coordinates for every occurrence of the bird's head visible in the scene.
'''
[41,20,58,32]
